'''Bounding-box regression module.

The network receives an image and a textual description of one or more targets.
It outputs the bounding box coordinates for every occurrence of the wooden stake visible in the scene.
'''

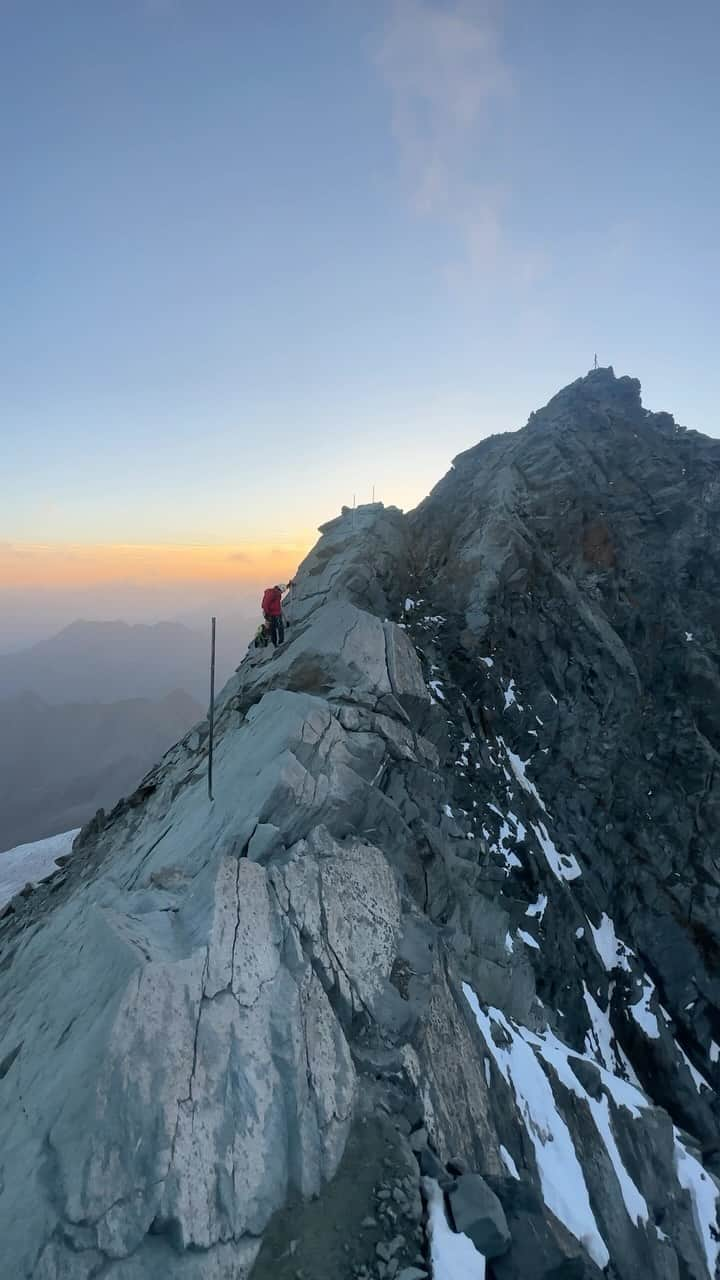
[208,616,216,801]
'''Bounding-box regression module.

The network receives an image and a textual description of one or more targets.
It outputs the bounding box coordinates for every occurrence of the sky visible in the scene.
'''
[2,0,719,647]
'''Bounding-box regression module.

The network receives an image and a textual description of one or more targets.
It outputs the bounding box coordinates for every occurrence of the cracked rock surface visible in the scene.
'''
[1,369,719,1279]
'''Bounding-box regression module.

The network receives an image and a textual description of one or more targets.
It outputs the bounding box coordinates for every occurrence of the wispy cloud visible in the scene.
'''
[377,0,543,281]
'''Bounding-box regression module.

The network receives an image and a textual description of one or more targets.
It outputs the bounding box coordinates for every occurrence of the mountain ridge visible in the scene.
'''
[1,368,718,1280]
[0,617,234,704]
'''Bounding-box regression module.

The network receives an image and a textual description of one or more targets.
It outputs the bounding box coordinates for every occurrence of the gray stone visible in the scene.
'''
[418,1147,448,1184]
[447,1173,511,1260]
[408,1127,428,1152]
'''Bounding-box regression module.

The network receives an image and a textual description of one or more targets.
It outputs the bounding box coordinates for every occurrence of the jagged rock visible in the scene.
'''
[487,1179,606,1280]
[447,1173,511,1258]
[2,371,720,1280]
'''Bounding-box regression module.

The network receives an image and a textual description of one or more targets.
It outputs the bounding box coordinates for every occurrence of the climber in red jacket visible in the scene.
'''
[261,585,285,648]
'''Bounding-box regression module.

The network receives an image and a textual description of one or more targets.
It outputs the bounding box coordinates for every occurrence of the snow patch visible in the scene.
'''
[526,1023,650,1227]
[531,820,582,882]
[499,1145,520,1180]
[499,739,547,811]
[0,829,79,909]
[588,913,633,973]
[429,680,446,701]
[674,1132,720,1280]
[517,928,540,951]
[424,1177,486,1279]
[526,893,547,922]
[583,986,616,1072]
[480,656,494,668]
[503,678,524,711]
[630,977,661,1040]
[677,1043,712,1094]
[463,987,610,1269]
[588,1094,649,1226]
[710,1042,720,1065]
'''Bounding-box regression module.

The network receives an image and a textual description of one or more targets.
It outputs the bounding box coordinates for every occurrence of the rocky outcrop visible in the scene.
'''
[0,368,718,1280]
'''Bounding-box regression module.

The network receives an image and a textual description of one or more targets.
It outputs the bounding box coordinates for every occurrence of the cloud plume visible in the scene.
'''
[377,0,541,280]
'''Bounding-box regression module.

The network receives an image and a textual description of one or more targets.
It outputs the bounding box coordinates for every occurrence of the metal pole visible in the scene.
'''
[208,616,216,801]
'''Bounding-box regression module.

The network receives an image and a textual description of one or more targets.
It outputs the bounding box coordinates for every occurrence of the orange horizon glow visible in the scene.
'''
[0,539,314,590]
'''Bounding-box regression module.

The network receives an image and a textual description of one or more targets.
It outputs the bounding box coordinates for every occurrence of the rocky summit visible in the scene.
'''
[1,366,719,1280]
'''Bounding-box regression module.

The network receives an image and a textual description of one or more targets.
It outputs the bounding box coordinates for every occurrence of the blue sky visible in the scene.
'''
[2,0,719,556]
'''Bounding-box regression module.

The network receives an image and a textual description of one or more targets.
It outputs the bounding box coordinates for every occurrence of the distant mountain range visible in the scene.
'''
[0,688,203,851]
[0,618,243,704]
[0,617,251,848]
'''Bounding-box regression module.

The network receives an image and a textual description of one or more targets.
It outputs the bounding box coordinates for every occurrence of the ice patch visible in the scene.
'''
[0,829,80,910]
[424,1177,486,1279]
[531,820,582,882]
[499,1145,520,1180]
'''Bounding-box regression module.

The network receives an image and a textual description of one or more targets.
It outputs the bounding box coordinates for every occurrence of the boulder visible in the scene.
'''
[448,1173,511,1259]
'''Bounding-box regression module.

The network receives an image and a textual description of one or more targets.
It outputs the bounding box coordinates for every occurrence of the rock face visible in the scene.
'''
[1,368,719,1280]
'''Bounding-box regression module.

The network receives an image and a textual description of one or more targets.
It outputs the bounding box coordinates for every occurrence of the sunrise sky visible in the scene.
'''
[3,0,719,648]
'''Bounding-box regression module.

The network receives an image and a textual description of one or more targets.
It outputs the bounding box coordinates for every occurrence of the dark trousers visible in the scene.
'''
[265,613,284,647]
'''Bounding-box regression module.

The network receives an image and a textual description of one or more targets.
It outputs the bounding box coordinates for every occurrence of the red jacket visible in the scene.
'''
[262,587,283,617]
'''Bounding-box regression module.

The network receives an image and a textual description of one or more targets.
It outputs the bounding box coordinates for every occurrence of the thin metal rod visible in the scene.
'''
[208,616,216,801]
